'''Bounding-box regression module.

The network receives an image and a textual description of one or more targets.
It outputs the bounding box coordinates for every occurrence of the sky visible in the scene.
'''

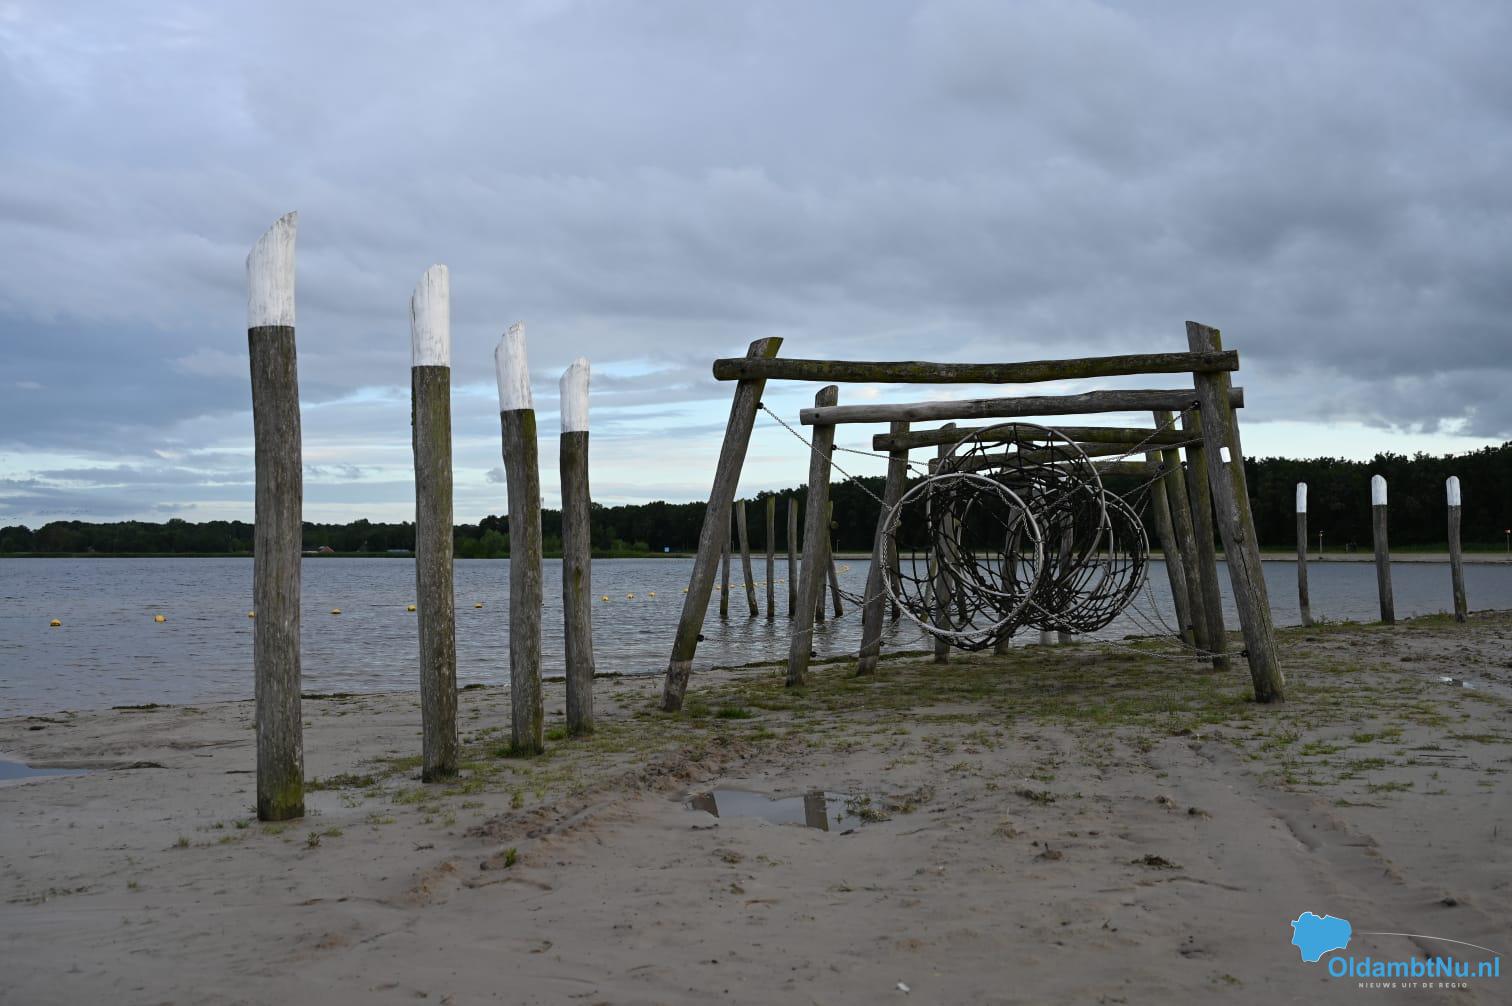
[2,0,1510,526]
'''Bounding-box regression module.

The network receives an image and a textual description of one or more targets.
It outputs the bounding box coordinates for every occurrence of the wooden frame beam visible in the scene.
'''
[802,388,1243,427]
[714,350,1238,384]
[873,424,1194,452]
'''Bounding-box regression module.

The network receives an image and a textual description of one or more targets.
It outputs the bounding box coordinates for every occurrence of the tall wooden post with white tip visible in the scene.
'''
[1446,476,1467,623]
[1296,482,1312,628]
[247,212,305,821]
[765,497,776,621]
[496,324,544,753]
[1371,475,1394,625]
[559,357,595,734]
[410,265,458,780]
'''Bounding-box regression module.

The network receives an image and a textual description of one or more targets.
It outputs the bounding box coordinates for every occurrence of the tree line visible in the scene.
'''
[3,443,1507,556]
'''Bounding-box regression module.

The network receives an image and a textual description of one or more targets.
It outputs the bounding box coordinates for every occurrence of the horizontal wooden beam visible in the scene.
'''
[804,388,1243,427]
[872,423,1193,452]
[931,454,1170,478]
[714,350,1238,384]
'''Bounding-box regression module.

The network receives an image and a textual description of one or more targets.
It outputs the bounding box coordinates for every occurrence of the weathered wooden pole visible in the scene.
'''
[786,497,799,618]
[719,510,731,620]
[932,426,955,663]
[736,500,759,616]
[1371,474,1394,625]
[1186,322,1283,701]
[1447,476,1468,623]
[765,496,776,621]
[495,324,544,753]
[1145,451,1193,645]
[787,385,839,687]
[857,420,909,675]
[559,357,595,735]
[662,337,783,711]
[247,212,304,822]
[1154,411,1208,656]
[1295,482,1312,628]
[825,501,844,618]
[1179,411,1228,671]
[409,264,458,780]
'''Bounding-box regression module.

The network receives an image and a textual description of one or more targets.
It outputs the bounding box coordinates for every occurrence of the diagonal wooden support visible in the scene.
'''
[661,338,783,712]
[787,386,839,687]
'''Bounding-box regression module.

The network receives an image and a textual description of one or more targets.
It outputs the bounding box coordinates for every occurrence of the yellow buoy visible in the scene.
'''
[626,593,635,599]
[49,619,61,627]
[474,602,484,608]
[601,595,609,602]
[153,614,166,623]
[247,611,256,618]
[330,608,342,615]
[648,591,656,597]
[682,588,689,593]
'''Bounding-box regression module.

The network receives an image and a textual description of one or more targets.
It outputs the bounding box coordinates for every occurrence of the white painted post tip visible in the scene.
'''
[1295,482,1307,514]
[560,357,590,433]
[247,212,297,328]
[1371,474,1388,507]
[409,264,450,367]
[494,322,533,412]
[1447,476,1461,507]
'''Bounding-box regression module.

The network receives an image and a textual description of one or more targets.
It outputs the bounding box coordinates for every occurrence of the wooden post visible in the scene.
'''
[495,324,544,753]
[1145,451,1193,645]
[410,265,458,780]
[1154,411,1208,655]
[736,500,759,616]
[1179,411,1228,671]
[1447,476,1468,623]
[857,420,909,675]
[1296,483,1312,628]
[719,511,731,620]
[247,212,304,822]
[662,338,782,711]
[765,496,776,621]
[932,428,955,663]
[786,498,799,618]
[787,386,839,687]
[1372,474,1394,625]
[826,501,844,617]
[1186,322,1283,701]
[559,357,595,735]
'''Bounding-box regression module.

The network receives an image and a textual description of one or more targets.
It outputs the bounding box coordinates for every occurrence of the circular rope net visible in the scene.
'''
[879,423,1150,651]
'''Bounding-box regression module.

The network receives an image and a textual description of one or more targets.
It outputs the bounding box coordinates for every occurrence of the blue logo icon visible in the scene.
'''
[1290,912,1353,963]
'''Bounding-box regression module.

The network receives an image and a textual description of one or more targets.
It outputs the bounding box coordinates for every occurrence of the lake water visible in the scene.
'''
[2,556,1509,717]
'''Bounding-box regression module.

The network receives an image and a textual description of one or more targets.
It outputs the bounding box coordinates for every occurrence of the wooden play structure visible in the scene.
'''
[659,326,1287,712]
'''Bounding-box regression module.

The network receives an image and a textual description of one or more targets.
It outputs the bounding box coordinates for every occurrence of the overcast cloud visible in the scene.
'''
[2,0,1509,525]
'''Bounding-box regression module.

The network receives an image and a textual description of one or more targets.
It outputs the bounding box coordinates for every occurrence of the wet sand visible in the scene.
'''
[2,612,1509,1004]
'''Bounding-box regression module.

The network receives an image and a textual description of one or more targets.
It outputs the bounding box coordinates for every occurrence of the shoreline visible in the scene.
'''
[3,611,1509,1003]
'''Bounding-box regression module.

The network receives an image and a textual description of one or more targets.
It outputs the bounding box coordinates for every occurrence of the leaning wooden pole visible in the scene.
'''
[410,265,459,780]
[787,386,839,687]
[765,497,776,621]
[1145,451,1193,645]
[857,420,909,675]
[1371,474,1395,625]
[559,357,595,735]
[1154,412,1207,654]
[1447,476,1468,623]
[736,500,759,617]
[1186,322,1283,701]
[495,324,544,753]
[786,498,799,618]
[1295,482,1312,628]
[661,338,783,711]
[246,212,304,821]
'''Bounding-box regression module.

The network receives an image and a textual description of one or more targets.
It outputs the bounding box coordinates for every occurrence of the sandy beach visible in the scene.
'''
[3,612,1509,1004]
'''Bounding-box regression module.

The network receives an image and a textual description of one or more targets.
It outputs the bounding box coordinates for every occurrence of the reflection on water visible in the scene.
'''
[0,758,86,785]
[2,556,1510,716]
[688,787,861,832]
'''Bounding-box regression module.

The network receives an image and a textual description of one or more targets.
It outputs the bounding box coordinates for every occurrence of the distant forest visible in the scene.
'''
[3,444,1509,556]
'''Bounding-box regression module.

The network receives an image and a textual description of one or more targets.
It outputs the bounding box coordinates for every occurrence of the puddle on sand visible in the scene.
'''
[687,788,864,832]
[0,758,87,786]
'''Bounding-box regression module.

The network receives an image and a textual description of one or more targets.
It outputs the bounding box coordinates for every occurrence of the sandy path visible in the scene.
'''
[2,613,1509,1004]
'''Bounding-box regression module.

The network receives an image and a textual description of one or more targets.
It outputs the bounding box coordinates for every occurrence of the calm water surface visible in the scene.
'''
[2,556,1509,716]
